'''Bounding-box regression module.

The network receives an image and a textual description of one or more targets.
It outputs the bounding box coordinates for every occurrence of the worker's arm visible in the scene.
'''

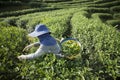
[23,42,40,52]
[18,45,44,60]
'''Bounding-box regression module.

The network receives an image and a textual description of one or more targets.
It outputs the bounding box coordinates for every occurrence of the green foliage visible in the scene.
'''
[113,13,120,20]
[71,11,120,79]
[0,27,29,79]
[106,20,120,29]
[92,13,113,22]
[3,17,19,26]
[0,7,60,17]
[16,17,29,29]
[42,0,71,3]
[29,2,47,8]
[61,40,81,56]
[94,0,116,4]
[93,0,120,8]
[110,6,120,13]
[0,1,22,8]
[0,0,120,79]
[86,7,110,13]
[15,8,78,38]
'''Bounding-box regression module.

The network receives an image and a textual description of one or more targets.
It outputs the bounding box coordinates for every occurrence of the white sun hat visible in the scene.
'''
[28,24,50,37]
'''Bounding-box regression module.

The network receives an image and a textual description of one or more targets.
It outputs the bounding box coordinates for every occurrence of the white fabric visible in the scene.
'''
[25,44,63,59]
[28,30,49,37]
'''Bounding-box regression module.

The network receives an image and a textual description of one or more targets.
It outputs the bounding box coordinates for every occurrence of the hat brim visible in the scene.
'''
[28,31,49,37]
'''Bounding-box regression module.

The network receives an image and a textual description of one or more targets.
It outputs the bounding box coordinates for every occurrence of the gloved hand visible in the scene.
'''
[18,55,26,60]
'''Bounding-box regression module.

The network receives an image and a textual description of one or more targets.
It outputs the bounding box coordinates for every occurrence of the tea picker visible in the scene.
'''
[18,24,82,60]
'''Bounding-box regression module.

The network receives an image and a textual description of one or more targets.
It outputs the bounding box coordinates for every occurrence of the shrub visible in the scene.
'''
[113,13,120,19]
[29,2,47,8]
[94,0,116,4]
[106,20,120,29]
[1,8,120,79]
[0,27,29,80]
[0,1,22,8]
[71,11,120,79]
[43,0,71,3]
[16,18,29,29]
[86,7,110,13]
[3,17,19,26]
[98,13,113,22]
[110,6,120,13]
[0,8,40,17]
[0,7,61,17]
[94,1,120,8]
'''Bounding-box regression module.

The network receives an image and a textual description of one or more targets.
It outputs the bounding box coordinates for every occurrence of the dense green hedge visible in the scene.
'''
[43,0,72,3]
[29,2,47,8]
[0,27,29,80]
[0,1,22,8]
[94,0,116,4]
[93,1,120,8]
[86,7,110,13]
[96,13,113,22]
[0,7,61,18]
[2,17,19,26]
[106,20,120,29]
[71,11,120,79]
[113,13,120,19]
[110,6,120,13]
[0,0,120,79]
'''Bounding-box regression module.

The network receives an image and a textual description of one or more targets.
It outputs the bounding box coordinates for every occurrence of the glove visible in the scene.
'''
[18,55,26,60]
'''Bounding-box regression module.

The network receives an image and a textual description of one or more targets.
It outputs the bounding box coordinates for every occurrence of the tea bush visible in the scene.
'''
[0,1,22,8]
[16,8,79,38]
[3,17,19,26]
[16,17,29,29]
[106,20,120,29]
[110,6,120,13]
[71,11,120,79]
[113,13,120,19]
[17,9,120,80]
[94,0,115,4]
[94,1,120,8]
[0,7,60,17]
[86,7,110,13]
[0,27,29,80]
[29,2,47,8]
[1,0,120,79]
[92,13,113,22]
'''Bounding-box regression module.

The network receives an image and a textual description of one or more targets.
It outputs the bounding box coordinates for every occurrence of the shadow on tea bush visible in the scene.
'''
[91,13,113,22]
[85,7,110,13]
[0,27,29,80]
[3,17,19,26]
[110,6,120,13]
[106,20,120,30]
[113,13,120,19]
[95,1,120,8]
[0,1,22,8]
[29,2,47,8]
[16,18,28,29]
[97,13,113,22]
[94,0,115,4]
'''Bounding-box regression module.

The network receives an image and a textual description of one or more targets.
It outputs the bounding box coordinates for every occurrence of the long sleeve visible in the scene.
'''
[25,46,44,59]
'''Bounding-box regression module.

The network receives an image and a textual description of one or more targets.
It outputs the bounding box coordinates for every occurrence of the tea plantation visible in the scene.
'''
[0,0,120,80]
